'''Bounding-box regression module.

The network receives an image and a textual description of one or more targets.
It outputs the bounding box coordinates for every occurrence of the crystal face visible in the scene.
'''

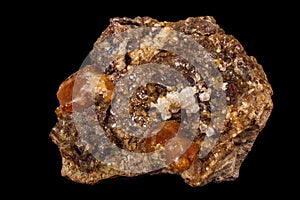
[50,16,273,187]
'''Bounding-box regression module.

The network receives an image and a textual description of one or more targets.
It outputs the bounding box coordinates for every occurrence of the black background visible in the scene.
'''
[12,1,295,198]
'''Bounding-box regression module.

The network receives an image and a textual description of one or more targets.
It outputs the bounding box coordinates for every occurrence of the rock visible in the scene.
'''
[49,16,273,187]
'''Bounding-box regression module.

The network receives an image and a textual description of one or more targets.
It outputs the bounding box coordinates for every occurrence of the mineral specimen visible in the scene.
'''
[50,16,273,187]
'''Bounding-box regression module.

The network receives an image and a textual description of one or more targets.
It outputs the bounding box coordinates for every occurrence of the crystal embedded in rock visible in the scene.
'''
[50,16,273,187]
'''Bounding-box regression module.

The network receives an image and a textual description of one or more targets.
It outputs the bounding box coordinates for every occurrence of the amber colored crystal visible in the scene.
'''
[144,121,179,152]
[144,121,199,171]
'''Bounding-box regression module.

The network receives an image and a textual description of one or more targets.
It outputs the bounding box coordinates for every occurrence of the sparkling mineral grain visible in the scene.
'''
[50,16,273,187]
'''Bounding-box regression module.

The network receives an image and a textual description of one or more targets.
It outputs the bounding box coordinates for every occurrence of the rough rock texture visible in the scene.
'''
[50,16,273,187]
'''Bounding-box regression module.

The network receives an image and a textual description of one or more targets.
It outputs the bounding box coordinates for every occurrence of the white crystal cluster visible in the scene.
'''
[151,86,199,120]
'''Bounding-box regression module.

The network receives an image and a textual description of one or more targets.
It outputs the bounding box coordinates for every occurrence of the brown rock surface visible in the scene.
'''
[50,16,273,187]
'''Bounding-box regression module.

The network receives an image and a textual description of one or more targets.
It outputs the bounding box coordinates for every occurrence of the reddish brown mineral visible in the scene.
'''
[144,121,200,171]
[50,16,273,187]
